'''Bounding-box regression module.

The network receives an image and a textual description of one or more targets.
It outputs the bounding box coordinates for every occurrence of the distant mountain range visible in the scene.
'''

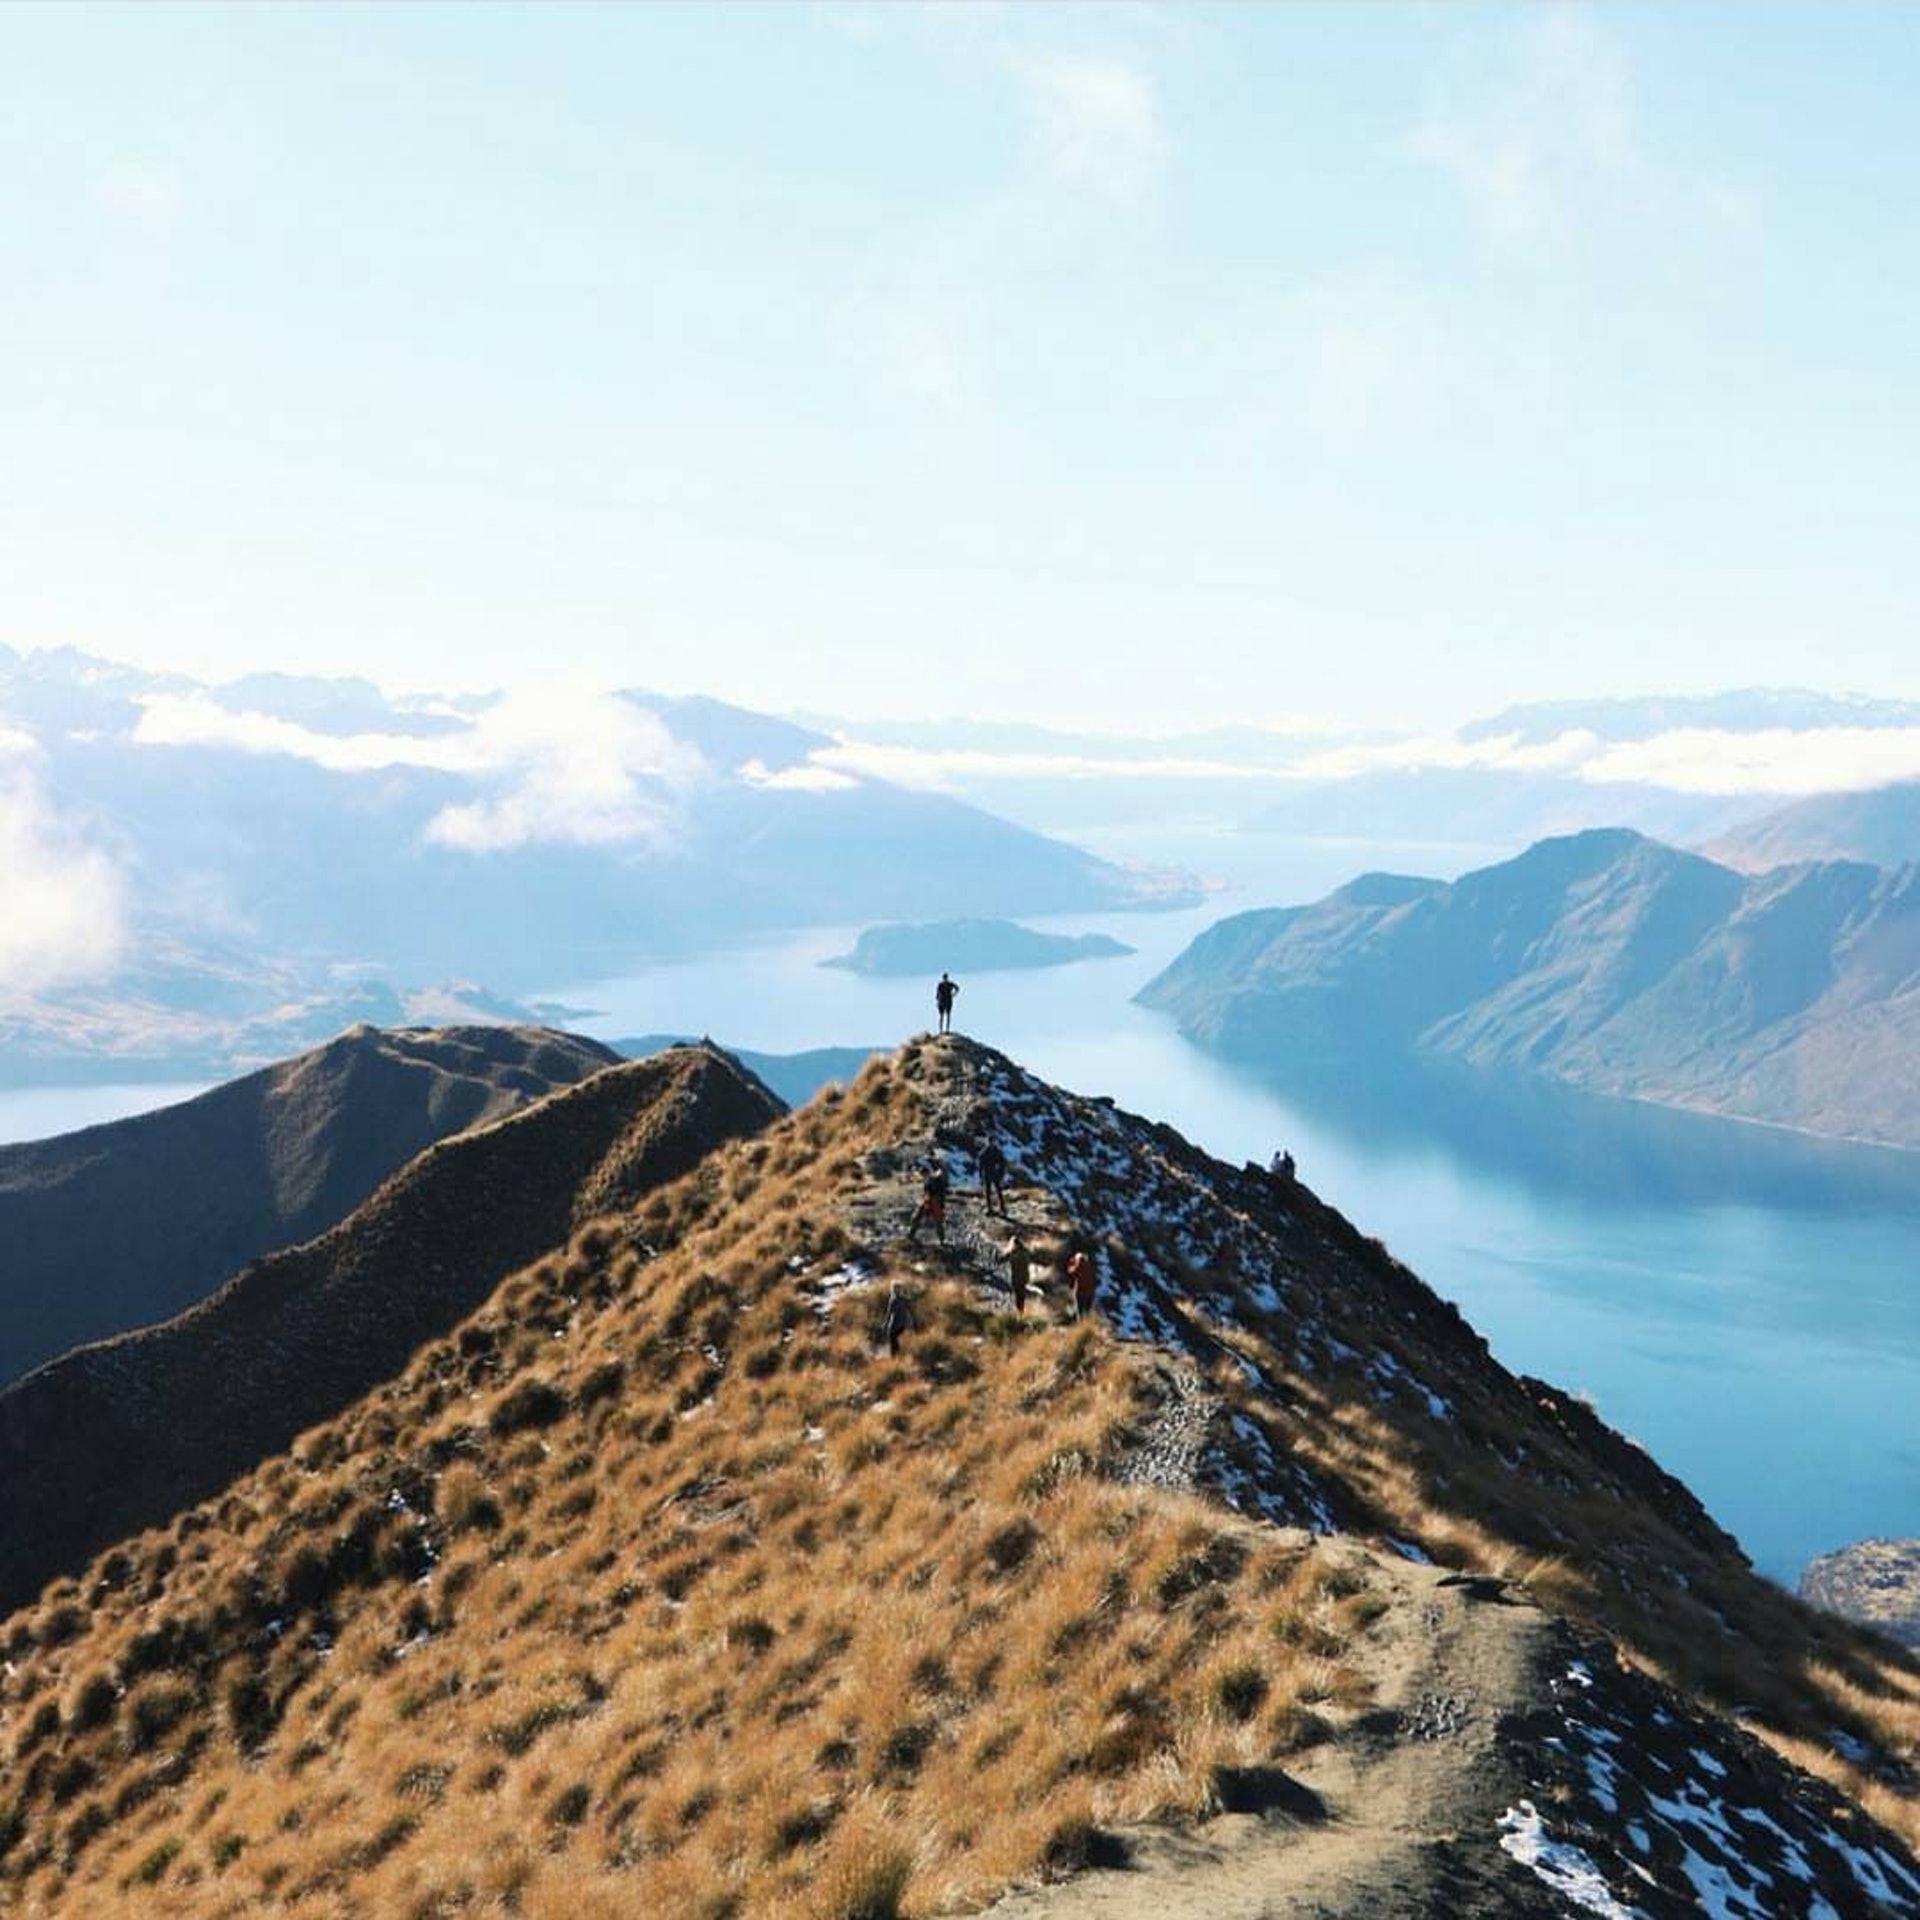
[1709,779,1920,873]
[0,646,1185,1081]
[0,1041,779,1616]
[807,688,1920,851]
[0,1025,617,1387]
[1140,829,1920,1150]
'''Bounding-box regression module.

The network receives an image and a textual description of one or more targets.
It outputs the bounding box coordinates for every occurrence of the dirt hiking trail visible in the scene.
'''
[980,1544,1566,1919]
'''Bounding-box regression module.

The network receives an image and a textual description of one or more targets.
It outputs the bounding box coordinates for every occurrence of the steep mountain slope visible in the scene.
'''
[0,1045,781,1619]
[1141,829,1920,1149]
[1710,780,1920,874]
[0,1026,620,1387]
[0,1038,1913,1917]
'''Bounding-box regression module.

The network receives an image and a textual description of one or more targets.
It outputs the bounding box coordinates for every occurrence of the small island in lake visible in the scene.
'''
[823,917,1135,977]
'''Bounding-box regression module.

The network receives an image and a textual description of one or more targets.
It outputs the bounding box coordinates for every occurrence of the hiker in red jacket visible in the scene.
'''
[907,1161,949,1246]
[1066,1246,1097,1321]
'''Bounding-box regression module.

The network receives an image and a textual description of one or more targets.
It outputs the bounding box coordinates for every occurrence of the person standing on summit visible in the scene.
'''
[935,972,959,1034]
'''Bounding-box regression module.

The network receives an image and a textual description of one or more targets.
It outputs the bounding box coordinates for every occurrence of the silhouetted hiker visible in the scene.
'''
[907,1160,949,1246]
[1270,1148,1296,1184]
[1003,1230,1032,1314]
[978,1137,1008,1215]
[935,972,959,1034]
[1066,1247,1097,1321]
[883,1281,914,1357]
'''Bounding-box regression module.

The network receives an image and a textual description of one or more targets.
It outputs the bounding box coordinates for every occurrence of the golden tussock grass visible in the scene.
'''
[1,1037,1914,1915]
[0,1075,1365,1917]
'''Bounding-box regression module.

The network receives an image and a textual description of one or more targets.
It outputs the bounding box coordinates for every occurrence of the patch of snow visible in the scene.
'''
[808,1259,878,1319]
[1834,1833,1920,1908]
[1498,1802,1643,1918]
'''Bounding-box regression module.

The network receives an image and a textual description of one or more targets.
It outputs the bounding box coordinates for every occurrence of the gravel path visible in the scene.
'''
[1115,1363,1222,1492]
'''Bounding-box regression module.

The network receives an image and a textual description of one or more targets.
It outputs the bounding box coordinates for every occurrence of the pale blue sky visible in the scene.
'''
[2,3,1916,729]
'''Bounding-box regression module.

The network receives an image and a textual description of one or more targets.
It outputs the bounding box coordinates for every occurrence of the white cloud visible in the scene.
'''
[0,762,125,997]
[134,693,472,772]
[1289,719,1920,799]
[422,689,705,853]
[1287,728,1603,783]
[133,686,708,853]
[93,161,185,238]
[1014,52,1167,204]
[1580,726,1920,798]
[738,756,861,794]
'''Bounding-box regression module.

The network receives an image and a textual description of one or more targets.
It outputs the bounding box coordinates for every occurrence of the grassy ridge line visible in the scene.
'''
[0,1046,782,1619]
[0,1037,1912,1915]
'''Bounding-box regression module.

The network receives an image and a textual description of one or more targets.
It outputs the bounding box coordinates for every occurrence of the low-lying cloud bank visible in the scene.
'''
[1287,724,1920,797]
[802,719,1920,800]
[134,688,707,853]
[0,741,125,997]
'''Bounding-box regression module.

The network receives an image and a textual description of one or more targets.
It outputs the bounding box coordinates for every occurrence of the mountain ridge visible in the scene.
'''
[0,1043,782,1618]
[0,1035,1912,1915]
[1140,829,1920,1151]
[0,1024,620,1387]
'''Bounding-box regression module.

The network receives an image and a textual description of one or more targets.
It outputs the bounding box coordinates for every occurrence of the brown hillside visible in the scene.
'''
[0,1024,621,1387]
[0,1044,782,1620]
[0,1036,1914,1917]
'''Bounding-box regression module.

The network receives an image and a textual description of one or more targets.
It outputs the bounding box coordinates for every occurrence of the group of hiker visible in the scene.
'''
[882,967,1097,1354]
[890,1129,1098,1354]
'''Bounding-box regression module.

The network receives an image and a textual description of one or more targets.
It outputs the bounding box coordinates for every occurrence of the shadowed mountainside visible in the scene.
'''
[0,1045,781,1618]
[0,1037,1913,1916]
[1141,828,1920,1149]
[0,1026,621,1388]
